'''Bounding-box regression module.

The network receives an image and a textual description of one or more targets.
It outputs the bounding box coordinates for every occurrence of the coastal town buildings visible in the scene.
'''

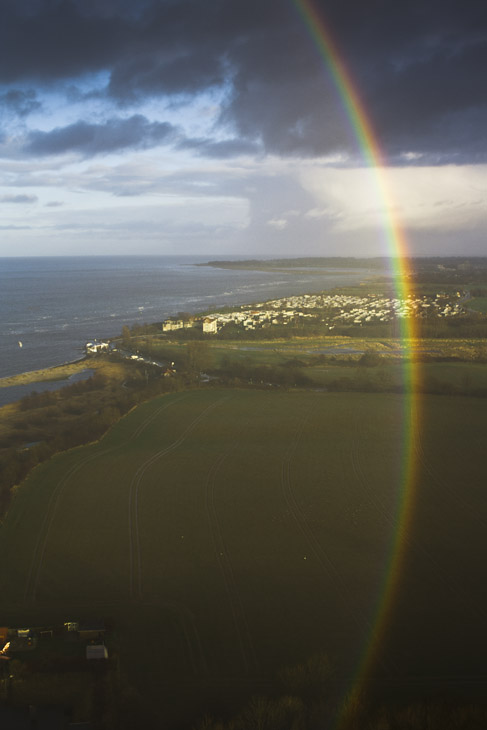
[160,291,465,335]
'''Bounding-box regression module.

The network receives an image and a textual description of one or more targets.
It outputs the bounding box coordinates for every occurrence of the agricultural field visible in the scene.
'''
[467,296,487,313]
[1,389,486,725]
[309,360,487,392]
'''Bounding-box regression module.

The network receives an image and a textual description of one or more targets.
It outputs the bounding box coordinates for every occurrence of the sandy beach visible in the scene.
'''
[0,359,89,389]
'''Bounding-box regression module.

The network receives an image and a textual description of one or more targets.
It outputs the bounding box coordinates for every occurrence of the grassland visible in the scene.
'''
[1,388,486,725]
[130,333,487,399]
[136,333,487,364]
[0,354,182,518]
[467,296,487,313]
[308,359,487,392]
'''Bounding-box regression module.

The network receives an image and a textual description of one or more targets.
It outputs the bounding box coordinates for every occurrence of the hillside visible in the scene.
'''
[1,389,486,726]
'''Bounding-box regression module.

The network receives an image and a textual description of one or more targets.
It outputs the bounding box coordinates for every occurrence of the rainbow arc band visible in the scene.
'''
[294,0,421,720]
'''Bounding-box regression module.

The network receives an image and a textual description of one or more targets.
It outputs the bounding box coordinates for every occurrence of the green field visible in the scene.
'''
[1,389,486,723]
[309,360,487,392]
[468,296,487,313]
[139,333,487,367]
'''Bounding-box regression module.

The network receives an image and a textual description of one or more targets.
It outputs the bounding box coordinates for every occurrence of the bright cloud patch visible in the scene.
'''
[300,164,487,233]
[267,218,288,230]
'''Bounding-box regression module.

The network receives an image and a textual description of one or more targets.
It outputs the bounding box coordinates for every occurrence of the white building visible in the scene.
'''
[203,317,218,334]
[85,341,109,354]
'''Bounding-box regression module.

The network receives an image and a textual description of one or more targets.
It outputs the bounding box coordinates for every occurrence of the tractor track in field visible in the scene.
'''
[129,396,229,601]
[144,598,209,676]
[23,393,190,606]
[131,393,193,440]
[204,430,260,676]
[350,414,487,622]
[280,408,374,637]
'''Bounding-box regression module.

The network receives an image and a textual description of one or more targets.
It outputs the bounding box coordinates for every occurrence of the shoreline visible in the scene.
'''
[1,266,479,392]
[0,261,375,390]
[0,358,89,390]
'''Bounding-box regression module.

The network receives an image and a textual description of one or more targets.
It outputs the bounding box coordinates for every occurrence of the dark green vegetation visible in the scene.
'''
[197,682,487,730]
[467,296,487,313]
[202,257,387,271]
[129,333,487,397]
[410,258,487,285]
[1,389,486,727]
[0,357,184,517]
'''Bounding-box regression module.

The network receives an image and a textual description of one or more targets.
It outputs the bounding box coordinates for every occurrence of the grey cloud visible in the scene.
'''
[23,117,263,160]
[107,47,226,102]
[0,0,131,84]
[25,115,179,156]
[1,193,38,203]
[0,89,41,117]
[217,1,487,162]
[39,158,255,199]
[178,137,262,158]
[0,224,32,229]
[1,0,486,162]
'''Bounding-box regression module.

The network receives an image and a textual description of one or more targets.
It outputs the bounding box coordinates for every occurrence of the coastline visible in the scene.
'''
[200,257,388,271]
[1,257,377,387]
[0,358,89,390]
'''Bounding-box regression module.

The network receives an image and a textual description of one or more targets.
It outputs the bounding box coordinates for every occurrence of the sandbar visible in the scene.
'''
[0,359,88,389]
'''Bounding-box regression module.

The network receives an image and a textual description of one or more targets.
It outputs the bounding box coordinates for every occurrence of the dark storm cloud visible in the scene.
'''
[1,0,486,161]
[25,115,178,156]
[0,0,131,83]
[216,0,487,161]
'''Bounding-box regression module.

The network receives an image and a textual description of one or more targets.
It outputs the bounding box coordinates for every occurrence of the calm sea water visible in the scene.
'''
[0,255,367,382]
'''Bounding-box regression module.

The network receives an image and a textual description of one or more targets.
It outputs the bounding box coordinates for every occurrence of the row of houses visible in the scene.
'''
[162,307,317,335]
[258,291,465,323]
[162,318,196,332]
[160,291,465,335]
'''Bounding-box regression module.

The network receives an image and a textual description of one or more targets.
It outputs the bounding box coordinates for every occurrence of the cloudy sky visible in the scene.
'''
[0,0,486,257]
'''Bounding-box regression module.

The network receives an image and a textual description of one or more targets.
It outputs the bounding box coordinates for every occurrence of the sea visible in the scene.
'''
[0,255,368,404]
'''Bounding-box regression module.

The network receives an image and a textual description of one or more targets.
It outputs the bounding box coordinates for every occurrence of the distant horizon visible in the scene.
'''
[1,253,487,260]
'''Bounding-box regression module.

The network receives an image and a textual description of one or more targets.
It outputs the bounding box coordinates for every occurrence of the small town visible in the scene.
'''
[162,291,465,335]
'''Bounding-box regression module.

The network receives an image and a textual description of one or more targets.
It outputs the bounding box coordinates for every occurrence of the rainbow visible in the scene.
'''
[293,0,421,723]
